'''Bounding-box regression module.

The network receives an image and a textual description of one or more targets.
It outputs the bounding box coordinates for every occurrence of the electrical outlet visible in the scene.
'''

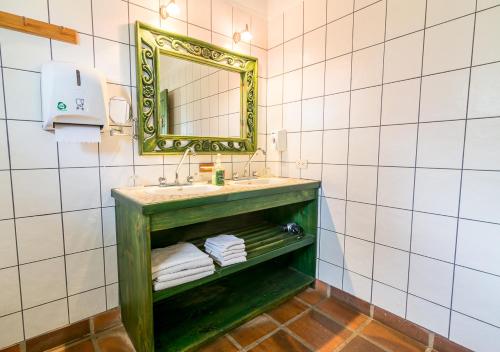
[296,160,308,169]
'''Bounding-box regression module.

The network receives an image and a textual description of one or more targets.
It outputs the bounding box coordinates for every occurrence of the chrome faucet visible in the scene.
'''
[243,148,266,178]
[175,147,196,185]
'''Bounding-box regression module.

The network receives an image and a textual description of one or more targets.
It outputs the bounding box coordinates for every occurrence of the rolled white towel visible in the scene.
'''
[154,264,215,283]
[204,243,245,255]
[205,235,244,251]
[213,255,247,267]
[151,243,212,278]
[153,269,215,291]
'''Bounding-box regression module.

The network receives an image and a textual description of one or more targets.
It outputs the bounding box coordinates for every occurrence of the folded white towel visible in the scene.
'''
[154,264,215,282]
[213,255,247,267]
[205,235,244,250]
[152,257,213,280]
[204,243,245,255]
[206,250,247,262]
[151,243,211,277]
[153,269,215,291]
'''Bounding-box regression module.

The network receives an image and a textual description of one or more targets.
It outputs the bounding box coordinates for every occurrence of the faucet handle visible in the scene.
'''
[233,172,239,180]
[186,175,194,184]
[158,177,167,187]
[252,170,258,177]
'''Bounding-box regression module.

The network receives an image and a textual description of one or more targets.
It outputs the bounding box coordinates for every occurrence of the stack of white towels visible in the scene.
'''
[151,242,215,291]
[204,234,247,266]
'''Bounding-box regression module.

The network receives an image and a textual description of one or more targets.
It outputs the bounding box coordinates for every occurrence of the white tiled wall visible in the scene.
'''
[0,0,267,347]
[266,0,500,350]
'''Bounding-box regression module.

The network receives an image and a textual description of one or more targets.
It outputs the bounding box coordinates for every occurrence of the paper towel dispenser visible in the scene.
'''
[41,61,108,131]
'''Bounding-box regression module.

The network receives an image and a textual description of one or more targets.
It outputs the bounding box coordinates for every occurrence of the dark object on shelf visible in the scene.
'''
[281,222,304,237]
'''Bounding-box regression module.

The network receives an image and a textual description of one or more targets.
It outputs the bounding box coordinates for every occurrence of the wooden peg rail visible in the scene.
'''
[0,11,79,44]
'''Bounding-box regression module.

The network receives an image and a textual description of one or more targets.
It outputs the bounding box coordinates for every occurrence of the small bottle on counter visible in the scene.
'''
[212,154,225,186]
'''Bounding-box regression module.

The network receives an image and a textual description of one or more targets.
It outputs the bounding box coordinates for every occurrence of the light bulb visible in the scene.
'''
[241,24,252,42]
[160,0,180,19]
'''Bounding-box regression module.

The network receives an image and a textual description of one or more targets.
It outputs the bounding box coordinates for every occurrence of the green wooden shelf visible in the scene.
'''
[152,222,315,302]
[153,264,314,352]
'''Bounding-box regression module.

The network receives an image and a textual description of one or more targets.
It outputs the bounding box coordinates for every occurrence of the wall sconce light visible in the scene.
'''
[160,0,180,19]
[233,24,252,44]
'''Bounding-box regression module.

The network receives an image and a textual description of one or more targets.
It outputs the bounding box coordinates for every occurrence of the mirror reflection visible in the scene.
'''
[159,55,242,138]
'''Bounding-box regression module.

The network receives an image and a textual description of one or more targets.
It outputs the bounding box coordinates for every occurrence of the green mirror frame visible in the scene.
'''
[135,21,258,155]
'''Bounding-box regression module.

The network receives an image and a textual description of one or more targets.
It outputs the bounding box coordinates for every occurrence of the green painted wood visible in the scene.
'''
[115,201,154,352]
[153,264,314,351]
[150,189,317,231]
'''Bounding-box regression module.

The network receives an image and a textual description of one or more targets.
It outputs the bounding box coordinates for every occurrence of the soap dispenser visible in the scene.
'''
[212,154,225,186]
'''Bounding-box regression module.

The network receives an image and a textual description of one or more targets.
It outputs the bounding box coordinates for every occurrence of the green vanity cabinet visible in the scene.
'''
[111,179,320,352]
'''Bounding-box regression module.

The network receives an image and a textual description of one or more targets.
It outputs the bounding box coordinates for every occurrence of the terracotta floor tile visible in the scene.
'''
[230,315,278,347]
[97,326,135,352]
[361,321,427,352]
[287,310,352,352]
[51,338,95,352]
[267,298,308,324]
[93,308,121,334]
[316,296,368,331]
[197,336,238,352]
[249,331,310,352]
[342,336,385,352]
[296,287,327,306]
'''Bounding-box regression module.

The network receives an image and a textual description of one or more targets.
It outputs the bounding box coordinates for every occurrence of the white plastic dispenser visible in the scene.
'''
[41,61,108,143]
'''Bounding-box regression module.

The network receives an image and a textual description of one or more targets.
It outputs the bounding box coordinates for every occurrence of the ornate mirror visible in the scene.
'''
[135,22,258,154]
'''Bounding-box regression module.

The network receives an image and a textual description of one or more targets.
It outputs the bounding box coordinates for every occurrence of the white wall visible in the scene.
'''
[0,0,267,347]
[266,0,500,351]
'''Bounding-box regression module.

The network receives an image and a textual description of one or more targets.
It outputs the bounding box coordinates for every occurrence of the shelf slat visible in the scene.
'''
[152,223,314,302]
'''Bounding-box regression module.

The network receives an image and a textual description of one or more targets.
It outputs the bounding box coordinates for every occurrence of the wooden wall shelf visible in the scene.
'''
[0,11,78,44]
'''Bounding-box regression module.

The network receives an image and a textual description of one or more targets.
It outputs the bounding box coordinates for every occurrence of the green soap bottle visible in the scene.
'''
[212,154,225,186]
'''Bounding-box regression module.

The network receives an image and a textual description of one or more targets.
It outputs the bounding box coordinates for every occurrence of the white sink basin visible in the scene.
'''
[143,184,220,196]
[230,177,288,186]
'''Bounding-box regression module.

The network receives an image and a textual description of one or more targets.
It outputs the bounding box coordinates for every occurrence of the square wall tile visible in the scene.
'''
[8,120,58,169]
[267,105,283,135]
[302,97,324,131]
[414,168,461,217]
[457,219,500,276]
[12,169,61,217]
[0,267,21,316]
[347,166,378,204]
[477,0,500,9]
[303,27,326,66]
[0,220,17,269]
[105,246,118,284]
[283,102,302,132]
[420,69,469,122]
[348,127,379,165]
[383,31,424,83]
[16,214,63,264]
[92,0,128,43]
[0,171,13,220]
[345,201,375,241]
[324,93,350,129]
[373,245,409,291]
[473,6,500,65]
[284,2,303,41]
[66,248,105,295]
[327,0,354,22]
[102,207,116,246]
[301,131,323,163]
[351,44,384,89]
[453,267,500,326]
[344,236,373,277]
[386,0,425,39]
[411,212,457,262]
[52,33,94,69]
[326,15,353,59]
[407,295,450,337]
[251,15,268,49]
[99,133,134,167]
[350,86,382,127]
[0,312,23,349]
[1,0,47,20]
[304,0,326,32]
[409,254,454,307]
[3,69,42,121]
[325,55,352,95]
[426,0,476,27]
[0,29,50,71]
[60,167,101,211]
[0,70,4,120]
[417,120,465,168]
[323,129,348,164]
[63,209,103,254]
[107,283,119,309]
[377,167,414,209]
[372,282,407,318]
[283,70,302,103]
[49,0,92,34]
[321,197,346,233]
[20,257,67,308]
[188,0,211,29]
[94,38,130,86]
[268,14,284,48]
[322,164,347,199]
[318,260,343,288]
[58,143,99,168]
[128,4,160,46]
[68,287,106,323]
[379,124,417,167]
[282,132,300,163]
[212,0,232,37]
[468,62,500,118]
[303,63,325,99]
[381,78,420,125]
[464,117,500,170]
[460,170,500,223]
[23,299,68,339]
[353,1,385,50]
[268,45,283,77]
[375,206,412,251]
[343,269,372,302]
[423,16,474,75]
[450,311,500,352]
[284,37,303,72]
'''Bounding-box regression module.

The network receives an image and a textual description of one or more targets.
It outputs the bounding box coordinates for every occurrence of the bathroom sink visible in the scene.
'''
[143,184,220,196]
[230,177,288,186]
